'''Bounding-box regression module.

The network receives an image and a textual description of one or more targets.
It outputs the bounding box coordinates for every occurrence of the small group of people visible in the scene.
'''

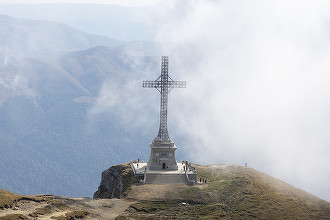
[199,178,207,184]
[182,160,194,172]
[136,159,144,168]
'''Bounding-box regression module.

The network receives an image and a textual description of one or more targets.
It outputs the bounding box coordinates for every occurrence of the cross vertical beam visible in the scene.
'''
[159,56,169,141]
[143,56,186,142]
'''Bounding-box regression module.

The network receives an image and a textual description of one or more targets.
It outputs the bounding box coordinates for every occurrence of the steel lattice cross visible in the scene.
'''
[143,56,186,142]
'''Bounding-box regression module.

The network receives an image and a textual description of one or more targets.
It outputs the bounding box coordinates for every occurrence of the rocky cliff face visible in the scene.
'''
[93,163,142,199]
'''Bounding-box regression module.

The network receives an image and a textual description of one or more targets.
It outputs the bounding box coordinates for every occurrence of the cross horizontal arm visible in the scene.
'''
[143,81,186,88]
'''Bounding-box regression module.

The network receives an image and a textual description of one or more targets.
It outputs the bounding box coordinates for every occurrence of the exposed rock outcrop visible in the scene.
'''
[93,163,142,199]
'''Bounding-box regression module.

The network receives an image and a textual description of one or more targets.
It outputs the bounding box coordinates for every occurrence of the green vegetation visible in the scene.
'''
[118,164,330,219]
[124,201,227,219]
[1,164,330,219]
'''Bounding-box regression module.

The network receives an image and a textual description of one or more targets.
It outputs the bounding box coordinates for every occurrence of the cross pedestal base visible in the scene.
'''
[147,137,178,171]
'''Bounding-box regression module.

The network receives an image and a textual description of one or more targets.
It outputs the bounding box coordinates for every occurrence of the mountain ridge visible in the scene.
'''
[103,163,330,219]
[1,163,329,219]
[0,14,160,198]
[0,14,120,59]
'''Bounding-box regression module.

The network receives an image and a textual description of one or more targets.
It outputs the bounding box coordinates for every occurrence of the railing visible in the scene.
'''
[182,160,197,185]
[185,171,196,185]
[130,160,146,184]
[142,171,147,184]
[182,160,197,174]
[130,160,136,175]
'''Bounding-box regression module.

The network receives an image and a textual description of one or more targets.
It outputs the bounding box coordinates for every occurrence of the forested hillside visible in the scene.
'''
[0,14,163,197]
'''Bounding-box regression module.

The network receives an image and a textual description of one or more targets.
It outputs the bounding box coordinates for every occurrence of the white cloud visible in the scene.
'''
[0,0,160,6]
[149,0,330,201]
[0,73,36,101]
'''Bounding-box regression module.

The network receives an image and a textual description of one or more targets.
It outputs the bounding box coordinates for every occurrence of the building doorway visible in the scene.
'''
[162,163,166,169]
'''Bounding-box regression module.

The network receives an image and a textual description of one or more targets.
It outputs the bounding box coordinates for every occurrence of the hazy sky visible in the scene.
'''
[1,0,330,202]
[152,0,330,202]
[0,0,160,6]
[90,0,330,202]
[0,1,160,40]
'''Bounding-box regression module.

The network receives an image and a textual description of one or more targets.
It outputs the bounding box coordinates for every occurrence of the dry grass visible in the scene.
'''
[0,189,51,209]
[119,164,330,219]
[1,164,330,219]
[0,189,22,209]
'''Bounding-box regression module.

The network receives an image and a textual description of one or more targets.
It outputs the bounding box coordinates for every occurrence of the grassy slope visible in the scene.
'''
[1,164,330,219]
[119,164,330,219]
[0,189,49,209]
[0,189,22,209]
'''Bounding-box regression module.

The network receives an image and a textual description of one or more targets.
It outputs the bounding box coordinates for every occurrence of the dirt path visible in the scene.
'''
[0,197,134,219]
[0,200,49,218]
[55,197,134,219]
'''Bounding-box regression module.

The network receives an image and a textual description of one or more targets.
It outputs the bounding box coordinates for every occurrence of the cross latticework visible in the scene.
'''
[143,56,186,142]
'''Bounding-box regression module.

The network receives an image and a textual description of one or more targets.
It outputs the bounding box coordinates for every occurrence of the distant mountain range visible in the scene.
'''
[0,14,120,58]
[0,14,163,197]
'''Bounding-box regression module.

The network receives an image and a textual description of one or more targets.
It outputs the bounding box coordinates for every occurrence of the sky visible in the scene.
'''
[1,0,330,202]
[0,1,160,40]
[155,0,330,202]
[0,0,159,6]
[91,0,330,202]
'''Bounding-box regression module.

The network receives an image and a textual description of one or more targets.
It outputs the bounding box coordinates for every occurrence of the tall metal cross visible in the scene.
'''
[143,56,186,142]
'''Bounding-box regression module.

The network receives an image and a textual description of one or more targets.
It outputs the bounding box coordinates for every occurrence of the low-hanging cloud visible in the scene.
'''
[148,0,330,201]
[0,74,34,95]
[90,55,161,132]
[0,59,37,105]
[91,78,157,127]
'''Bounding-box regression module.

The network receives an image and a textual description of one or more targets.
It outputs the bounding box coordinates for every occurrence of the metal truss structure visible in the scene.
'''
[143,56,186,142]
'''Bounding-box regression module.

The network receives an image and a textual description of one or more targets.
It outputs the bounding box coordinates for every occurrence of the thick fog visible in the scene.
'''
[0,0,157,5]
[150,0,330,202]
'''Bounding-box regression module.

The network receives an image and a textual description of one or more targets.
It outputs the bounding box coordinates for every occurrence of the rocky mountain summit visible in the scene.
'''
[93,163,330,219]
[1,163,330,219]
